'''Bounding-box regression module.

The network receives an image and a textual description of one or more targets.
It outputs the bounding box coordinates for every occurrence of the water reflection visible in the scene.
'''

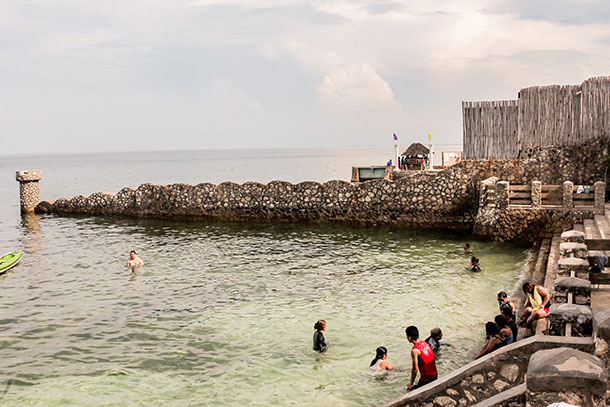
[20,214,43,254]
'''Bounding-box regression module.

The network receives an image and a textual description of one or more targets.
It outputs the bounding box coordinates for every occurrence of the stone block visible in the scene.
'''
[557,258,590,279]
[560,230,586,244]
[433,396,457,407]
[550,303,593,324]
[594,309,610,342]
[500,363,520,383]
[554,277,591,298]
[527,348,607,397]
[15,169,42,182]
[558,242,588,259]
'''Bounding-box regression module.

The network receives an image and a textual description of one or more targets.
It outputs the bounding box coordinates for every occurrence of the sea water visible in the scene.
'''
[0,147,526,407]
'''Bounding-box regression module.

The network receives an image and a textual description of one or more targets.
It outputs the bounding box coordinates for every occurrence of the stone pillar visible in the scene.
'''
[16,170,42,214]
[496,181,509,210]
[562,180,573,210]
[526,348,607,405]
[531,180,541,208]
[595,181,606,215]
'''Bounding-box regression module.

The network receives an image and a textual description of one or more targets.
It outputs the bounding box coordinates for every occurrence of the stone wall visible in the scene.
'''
[34,139,610,239]
[473,206,595,242]
[383,336,594,407]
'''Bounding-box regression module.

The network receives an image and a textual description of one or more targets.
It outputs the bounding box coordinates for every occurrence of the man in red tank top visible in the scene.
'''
[406,325,438,390]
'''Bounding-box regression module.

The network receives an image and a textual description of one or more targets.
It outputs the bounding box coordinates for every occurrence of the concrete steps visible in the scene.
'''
[584,219,600,239]
[595,215,610,239]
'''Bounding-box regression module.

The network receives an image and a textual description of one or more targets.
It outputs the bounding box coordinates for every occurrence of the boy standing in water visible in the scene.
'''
[406,325,438,390]
[313,320,328,352]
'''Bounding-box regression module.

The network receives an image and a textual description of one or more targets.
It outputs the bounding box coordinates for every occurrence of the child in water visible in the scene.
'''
[465,256,481,272]
[313,320,328,352]
[369,346,394,371]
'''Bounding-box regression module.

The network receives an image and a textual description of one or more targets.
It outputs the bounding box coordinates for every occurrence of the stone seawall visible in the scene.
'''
[35,173,478,229]
[34,139,610,236]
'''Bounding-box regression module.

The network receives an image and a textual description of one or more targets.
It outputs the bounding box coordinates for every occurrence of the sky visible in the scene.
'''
[1,0,609,154]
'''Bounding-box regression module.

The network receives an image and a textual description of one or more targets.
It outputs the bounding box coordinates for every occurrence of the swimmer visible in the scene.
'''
[126,250,144,267]
[313,320,328,352]
[465,256,481,272]
[463,243,471,254]
[369,346,394,371]
[425,327,452,354]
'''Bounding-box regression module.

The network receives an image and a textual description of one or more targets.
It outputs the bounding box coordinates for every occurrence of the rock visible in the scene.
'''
[500,363,520,382]
[463,390,477,403]
[493,379,510,392]
[554,277,591,297]
[561,230,586,243]
[471,373,485,384]
[433,396,457,407]
[446,389,459,397]
[559,242,588,259]
[549,303,593,324]
[594,309,610,341]
[527,347,608,397]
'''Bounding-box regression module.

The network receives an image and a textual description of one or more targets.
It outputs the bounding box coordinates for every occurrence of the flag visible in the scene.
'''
[427,133,432,141]
[393,133,398,141]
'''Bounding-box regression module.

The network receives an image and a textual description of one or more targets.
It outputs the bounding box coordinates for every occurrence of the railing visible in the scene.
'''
[481,179,605,214]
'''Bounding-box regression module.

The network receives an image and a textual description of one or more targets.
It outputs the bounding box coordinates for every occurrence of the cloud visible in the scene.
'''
[317,64,400,109]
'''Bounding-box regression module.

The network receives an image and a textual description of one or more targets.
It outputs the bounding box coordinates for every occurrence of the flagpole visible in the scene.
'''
[393,133,399,171]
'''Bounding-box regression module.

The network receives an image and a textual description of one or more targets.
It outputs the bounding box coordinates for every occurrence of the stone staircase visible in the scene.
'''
[574,203,610,241]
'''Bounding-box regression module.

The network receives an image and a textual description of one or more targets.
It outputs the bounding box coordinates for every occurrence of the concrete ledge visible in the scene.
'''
[527,347,607,397]
[471,383,526,407]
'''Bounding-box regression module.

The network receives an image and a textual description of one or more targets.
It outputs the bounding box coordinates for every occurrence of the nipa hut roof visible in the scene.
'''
[401,143,429,156]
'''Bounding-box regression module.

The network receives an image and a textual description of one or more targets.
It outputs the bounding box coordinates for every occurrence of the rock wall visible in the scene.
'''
[473,206,595,242]
[35,139,610,237]
[383,336,594,407]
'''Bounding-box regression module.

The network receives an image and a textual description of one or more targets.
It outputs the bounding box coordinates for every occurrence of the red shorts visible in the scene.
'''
[543,307,550,316]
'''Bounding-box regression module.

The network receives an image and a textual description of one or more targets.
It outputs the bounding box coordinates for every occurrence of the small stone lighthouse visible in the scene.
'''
[16,170,42,214]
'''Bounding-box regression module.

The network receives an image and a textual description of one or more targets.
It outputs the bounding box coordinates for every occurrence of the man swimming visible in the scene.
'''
[126,250,144,267]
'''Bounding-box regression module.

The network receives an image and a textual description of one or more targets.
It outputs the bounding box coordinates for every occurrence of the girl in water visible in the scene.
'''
[465,256,481,272]
[313,320,328,352]
[369,346,394,371]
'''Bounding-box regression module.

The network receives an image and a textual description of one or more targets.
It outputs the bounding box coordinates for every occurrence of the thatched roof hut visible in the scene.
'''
[401,143,429,157]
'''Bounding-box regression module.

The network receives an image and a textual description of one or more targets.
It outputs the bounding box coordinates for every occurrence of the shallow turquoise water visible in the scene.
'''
[0,214,528,407]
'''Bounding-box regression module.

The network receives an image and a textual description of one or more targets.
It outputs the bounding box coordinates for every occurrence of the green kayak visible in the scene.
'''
[0,250,22,274]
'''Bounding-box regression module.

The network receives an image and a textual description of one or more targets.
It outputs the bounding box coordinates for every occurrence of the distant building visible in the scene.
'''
[400,143,430,170]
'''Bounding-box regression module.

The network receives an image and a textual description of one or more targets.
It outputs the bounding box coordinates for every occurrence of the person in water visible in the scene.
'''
[406,325,438,390]
[126,250,144,267]
[475,322,505,359]
[465,256,481,272]
[519,282,551,328]
[313,320,328,352]
[463,243,471,254]
[425,327,452,354]
[369,346,394,371]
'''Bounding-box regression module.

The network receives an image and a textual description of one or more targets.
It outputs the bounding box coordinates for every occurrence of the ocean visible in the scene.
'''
[0,146,527,407]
